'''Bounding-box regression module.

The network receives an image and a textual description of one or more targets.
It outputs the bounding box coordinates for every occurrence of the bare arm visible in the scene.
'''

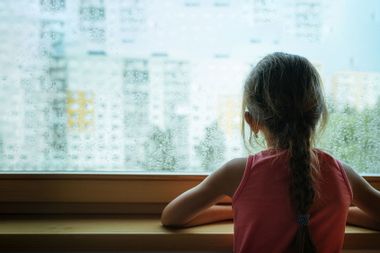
[347,206,380,231]
[161,158,244,227]
[181,205,233,227]
[342,162,380,230]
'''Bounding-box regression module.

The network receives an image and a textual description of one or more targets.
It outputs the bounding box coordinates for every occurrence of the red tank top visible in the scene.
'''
[232,149,353,253]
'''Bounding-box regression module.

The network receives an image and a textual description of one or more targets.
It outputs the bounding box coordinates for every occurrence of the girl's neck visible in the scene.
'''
[262,129,277,149]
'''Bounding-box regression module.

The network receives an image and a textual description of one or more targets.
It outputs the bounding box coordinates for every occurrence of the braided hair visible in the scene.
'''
[241,52,328,253]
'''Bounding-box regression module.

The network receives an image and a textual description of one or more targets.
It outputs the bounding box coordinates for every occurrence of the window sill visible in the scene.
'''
[0,214,379,251]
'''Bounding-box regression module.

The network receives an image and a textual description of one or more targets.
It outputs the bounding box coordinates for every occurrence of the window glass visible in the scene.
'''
[0,0,379,174]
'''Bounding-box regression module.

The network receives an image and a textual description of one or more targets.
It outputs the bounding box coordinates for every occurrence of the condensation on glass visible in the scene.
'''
[0,0,379,173]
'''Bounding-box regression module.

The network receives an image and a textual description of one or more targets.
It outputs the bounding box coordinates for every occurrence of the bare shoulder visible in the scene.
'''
[217,157,247,198]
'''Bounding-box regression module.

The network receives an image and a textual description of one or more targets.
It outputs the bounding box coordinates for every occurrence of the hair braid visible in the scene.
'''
[288,121,317,253]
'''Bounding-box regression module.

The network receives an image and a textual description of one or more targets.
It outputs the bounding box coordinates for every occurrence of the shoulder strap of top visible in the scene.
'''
[335,159,354,204]
[232,155,256,204]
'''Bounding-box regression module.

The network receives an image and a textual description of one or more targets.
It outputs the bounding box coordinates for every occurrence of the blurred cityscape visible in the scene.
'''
[0,0,379,173]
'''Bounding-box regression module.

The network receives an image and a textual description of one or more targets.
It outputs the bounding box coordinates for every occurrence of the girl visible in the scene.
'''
[161,52,380,252]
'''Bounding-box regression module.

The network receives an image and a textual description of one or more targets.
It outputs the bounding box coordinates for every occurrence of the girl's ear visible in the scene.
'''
[244,111,253,127]
[244,111,260,135]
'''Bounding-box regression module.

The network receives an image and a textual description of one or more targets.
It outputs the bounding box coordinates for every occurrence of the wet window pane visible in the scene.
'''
[0,0,379,174]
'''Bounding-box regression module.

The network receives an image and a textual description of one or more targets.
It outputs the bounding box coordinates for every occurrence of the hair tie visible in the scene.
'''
[297,214,310,226]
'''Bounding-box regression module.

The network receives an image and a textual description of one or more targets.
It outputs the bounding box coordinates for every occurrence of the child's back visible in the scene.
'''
[232,148,352,253]
[161,52,380,253]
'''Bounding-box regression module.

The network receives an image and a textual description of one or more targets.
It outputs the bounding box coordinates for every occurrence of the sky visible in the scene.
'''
[1,0,379,73]
[109,0,380,74]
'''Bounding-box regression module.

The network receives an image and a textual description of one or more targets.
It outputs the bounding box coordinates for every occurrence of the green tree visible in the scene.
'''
[144,126,177,171]
[366,99,380,174]
[195,121,226,171]
[318,102,380,174]
[0,134,3,167]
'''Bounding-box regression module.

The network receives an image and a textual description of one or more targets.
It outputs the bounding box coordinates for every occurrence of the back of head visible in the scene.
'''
[242,52,328,253]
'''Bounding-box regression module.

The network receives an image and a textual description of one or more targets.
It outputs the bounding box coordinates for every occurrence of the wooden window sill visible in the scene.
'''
[0,214,379,251]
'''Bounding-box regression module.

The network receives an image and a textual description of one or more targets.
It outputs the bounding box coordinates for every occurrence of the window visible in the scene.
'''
[0,0,379,174]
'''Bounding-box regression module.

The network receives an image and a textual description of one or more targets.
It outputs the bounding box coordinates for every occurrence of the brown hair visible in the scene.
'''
[241,52,328,253]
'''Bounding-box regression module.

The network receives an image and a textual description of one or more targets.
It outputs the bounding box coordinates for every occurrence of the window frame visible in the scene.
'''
[0,173,226,214]
[0,173,378,214]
